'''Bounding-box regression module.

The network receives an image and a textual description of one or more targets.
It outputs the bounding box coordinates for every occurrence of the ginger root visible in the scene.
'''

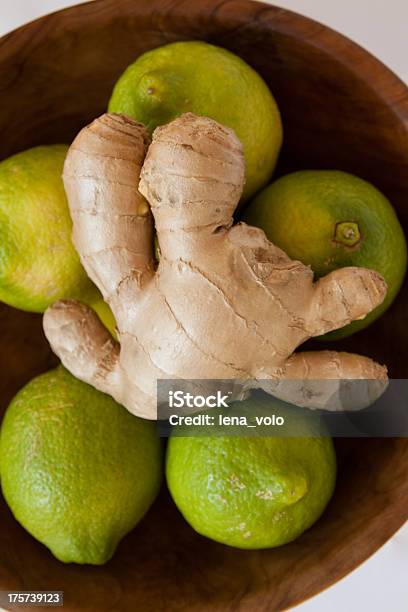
[43,113,388,419]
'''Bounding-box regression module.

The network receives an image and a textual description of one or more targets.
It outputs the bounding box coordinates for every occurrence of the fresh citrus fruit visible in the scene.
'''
[0,367,162,564]
[108,41,282,201]
[243,170,407,339]
[0,145,99,312]
[166,398,336,549]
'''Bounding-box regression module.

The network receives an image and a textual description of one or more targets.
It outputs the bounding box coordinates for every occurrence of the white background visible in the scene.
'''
[0,1,407,611]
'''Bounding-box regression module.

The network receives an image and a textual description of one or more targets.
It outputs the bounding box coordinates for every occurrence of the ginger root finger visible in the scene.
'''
[43,300,120,396]
[262,351,388,411]
[62,113,155,311]
[139,112,245,235]
[310,267,387,336]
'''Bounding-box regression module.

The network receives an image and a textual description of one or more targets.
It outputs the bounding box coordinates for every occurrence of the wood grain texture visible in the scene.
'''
[0,0,407,610]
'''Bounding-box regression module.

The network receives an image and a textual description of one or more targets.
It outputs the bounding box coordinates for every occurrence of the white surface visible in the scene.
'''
[0,1,407,611]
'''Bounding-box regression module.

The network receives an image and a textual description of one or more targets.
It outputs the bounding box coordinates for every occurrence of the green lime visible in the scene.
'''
[0,367,162,564]
[243,170,407,339]
[0,145,99,312]
[166,400,335,549]
[108,41,282,201]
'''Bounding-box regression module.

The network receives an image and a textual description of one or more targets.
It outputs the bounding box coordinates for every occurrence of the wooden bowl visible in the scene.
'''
[0,1,407,609]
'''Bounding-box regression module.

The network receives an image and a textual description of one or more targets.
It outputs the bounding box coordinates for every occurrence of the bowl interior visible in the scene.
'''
[0,0,407,610]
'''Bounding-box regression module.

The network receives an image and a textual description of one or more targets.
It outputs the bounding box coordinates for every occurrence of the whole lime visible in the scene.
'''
[243,170,407,339]
[166,400,336,549]
[0,367,162,564]
[108,41,282,201]
[0,145,99,312]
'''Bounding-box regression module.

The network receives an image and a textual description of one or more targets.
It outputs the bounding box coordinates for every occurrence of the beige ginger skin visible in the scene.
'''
[43,113,388,419]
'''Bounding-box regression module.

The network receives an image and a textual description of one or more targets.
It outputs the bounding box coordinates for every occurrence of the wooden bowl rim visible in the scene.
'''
[0,0,407,125]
